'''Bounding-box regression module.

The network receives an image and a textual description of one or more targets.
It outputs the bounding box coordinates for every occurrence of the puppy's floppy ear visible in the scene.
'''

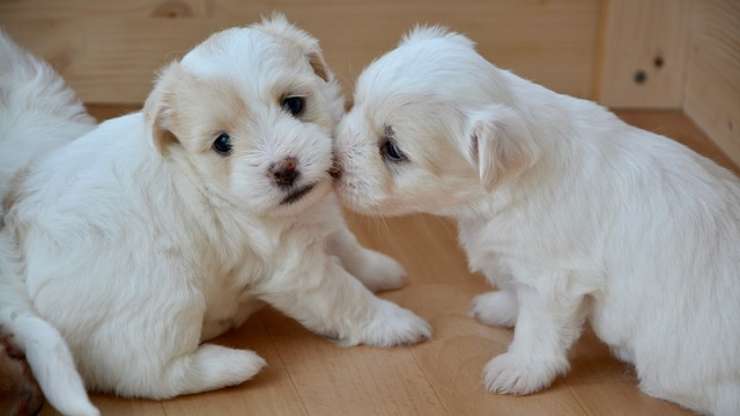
[143,62,189,154]
[253,13,331,82]
[462,104,539,190]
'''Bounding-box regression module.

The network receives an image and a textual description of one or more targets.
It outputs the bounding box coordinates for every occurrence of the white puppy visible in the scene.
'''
[333,27,740,416]
[0,17,430,416]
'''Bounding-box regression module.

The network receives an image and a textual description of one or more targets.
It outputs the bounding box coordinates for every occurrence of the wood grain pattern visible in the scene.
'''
[0,0,602,103]
[596,0,689,108]
[32,107,722,416]
[684,0,740,167]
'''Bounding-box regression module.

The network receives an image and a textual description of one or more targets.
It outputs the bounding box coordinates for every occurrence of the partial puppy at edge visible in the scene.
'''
[332,26,740,416]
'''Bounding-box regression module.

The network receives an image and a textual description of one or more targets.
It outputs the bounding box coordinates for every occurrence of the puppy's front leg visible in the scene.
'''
[483,275,586,395]
[327,223,407,292]
[258,255,429,347]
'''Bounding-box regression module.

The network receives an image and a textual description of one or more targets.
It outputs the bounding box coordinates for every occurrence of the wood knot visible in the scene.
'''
[633,70,647,84]
[152,0,194,18]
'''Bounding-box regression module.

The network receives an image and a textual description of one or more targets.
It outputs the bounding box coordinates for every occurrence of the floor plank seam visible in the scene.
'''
[567,383,595,416]
[408,348,452,415]
[258,314,312,416]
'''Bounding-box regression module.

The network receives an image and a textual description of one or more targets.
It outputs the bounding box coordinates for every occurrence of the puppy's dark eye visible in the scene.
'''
[281,96,305,116]
[212,132,232,156]
[380,139,407,162]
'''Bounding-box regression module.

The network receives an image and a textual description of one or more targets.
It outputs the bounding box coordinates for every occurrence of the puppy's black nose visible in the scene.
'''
[328,157,343,180]
[270,157,300,188]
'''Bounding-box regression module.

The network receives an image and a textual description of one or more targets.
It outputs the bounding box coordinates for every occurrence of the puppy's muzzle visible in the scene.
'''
[269,157,300,188]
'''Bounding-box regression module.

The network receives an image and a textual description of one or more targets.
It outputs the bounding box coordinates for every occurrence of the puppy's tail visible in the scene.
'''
[0,29,95,205]
[0,29,94,126]
[0,241,99,415]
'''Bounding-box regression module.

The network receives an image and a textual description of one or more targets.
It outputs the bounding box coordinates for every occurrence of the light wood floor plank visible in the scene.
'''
[260,307,447,416]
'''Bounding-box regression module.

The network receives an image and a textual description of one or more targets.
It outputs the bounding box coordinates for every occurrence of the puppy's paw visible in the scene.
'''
[356,250,408,292]
[198,345,267,388]
[483,352,566,395]
[359,300,431,347]
[469,291,517,328]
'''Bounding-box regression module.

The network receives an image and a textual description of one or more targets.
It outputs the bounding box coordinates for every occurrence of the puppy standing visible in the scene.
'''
[333,27,740,415]
[0,17,430,416]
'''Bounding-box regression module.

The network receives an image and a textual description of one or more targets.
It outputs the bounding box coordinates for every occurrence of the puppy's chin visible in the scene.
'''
[332,181,405,217]
[332,179,369,212]
[269,180,332,217]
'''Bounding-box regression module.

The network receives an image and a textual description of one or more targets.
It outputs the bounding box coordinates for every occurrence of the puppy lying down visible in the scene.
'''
[0,17,430,416]
[333,28,740,415]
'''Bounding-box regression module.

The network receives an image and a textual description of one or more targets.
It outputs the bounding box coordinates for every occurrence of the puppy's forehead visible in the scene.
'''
[181,27,307,85]
[356,37,502,116]
[358,40,454,101]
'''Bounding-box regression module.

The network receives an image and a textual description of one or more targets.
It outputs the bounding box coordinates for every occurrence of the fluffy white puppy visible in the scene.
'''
[333,27,740,416]
[0,17,430,416]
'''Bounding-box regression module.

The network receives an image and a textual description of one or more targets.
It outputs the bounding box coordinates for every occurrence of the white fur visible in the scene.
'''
[0,30,99,416]
[334,26,740,415]
[0,16,429,410]
[0,30,95,220]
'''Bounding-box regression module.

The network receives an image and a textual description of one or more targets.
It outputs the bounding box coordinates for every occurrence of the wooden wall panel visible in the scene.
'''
[0,0,601,104]
[684,0,740,167]
[596,0,689,109]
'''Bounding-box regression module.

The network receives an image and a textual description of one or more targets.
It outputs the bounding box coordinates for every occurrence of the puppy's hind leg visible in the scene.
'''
[470,290,518,328]
[150,344,265,398]
[640,379,740,416]
[99,290,265,399]
[712,384,740,416]
[327,223,407,292]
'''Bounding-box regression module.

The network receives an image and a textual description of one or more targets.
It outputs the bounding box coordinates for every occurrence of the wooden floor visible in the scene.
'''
[41,109,736,416]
